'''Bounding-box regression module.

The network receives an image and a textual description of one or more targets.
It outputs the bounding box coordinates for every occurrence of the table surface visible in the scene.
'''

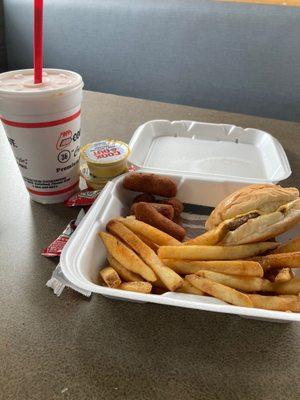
[1,90,300,400]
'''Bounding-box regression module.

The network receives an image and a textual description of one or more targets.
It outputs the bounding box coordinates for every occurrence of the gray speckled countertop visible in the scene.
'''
[1,91,299,400]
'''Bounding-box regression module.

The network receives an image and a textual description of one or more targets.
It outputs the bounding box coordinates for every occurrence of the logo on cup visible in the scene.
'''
[56,130,72,150]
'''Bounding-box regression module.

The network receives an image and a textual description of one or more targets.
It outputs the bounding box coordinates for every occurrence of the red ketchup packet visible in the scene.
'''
[64,189,101,207]
[42,209,85,257]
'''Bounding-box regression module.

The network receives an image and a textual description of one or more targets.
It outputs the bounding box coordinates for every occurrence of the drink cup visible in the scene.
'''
[0,68,84,203]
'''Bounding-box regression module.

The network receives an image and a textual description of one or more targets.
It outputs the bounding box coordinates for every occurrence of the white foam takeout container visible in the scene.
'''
[61,120,300,323]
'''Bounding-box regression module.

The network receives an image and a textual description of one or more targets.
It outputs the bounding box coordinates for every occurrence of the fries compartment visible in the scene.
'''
[60,120,300,323]
[60,170,300,322]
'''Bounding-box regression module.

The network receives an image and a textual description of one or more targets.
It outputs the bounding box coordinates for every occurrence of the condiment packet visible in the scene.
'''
[64,188,101,207]
[42,209,85,257]
[45,208,91,297]
[46,263,91,297]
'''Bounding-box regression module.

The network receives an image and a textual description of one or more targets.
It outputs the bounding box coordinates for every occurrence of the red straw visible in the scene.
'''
[34,0,43,84]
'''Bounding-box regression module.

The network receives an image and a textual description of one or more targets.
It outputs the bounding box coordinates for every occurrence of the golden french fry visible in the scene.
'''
[252,256,271,271]
[272,237,300,254]
[274,268,293,283]
[118,217,180,246]
[162,259,263,277]
[108,220,182,291]
[158,242,278,261]
[185,223,229,246]
[119,282,152,294]
[196,270,273,292]
[185,274,253,307]
[254,252,300,270]
[264,267,294,282]
[107,254,143,282]
[273,277,300,295]
[135,233,159,253]
[249,294,300,312]
[176,279,204,295]
[99,232,156,282]
[100,266,121,288]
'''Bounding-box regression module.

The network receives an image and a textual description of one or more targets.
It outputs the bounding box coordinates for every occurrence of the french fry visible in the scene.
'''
[177,279,204,295]
[158,242,278,261]
[185,223,229,246]
[99,232,156,282]
[100,266,121,288]
[135,233,159,253]
[108,220,183,291]
[107,254,143,282]
[249,294,300,312]
[254,252,300,270]
[273,277,300,295]
[185,274,253,307]
[162,259,263,277]
[252,256,271,271]
[264,268,294,283]
[196,270,273,292]
[119,282,152,294]
[274,268,293,283]
[118,217,180,246]
[272,237,300,254]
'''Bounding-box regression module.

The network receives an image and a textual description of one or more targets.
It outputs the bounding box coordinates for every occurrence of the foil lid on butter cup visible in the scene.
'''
[81,140,130,165]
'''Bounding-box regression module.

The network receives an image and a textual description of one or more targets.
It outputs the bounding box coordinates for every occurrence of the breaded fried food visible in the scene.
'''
[160,198,184,220]
[123,173,177,198]
[131,202,174,220]
[132,193,156,204]
[134,202,186,241]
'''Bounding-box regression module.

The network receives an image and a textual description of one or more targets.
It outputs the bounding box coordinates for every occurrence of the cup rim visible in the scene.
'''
[0,68,83,96]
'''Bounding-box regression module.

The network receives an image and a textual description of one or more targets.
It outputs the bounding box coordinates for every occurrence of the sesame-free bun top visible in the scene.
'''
[205,184,299,230]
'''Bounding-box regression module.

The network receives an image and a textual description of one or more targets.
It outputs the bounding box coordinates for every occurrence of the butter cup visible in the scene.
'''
[80,139,130,179]
[80,163,129,190]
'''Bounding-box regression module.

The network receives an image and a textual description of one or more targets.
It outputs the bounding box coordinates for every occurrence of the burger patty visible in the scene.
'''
[228,212,260,231]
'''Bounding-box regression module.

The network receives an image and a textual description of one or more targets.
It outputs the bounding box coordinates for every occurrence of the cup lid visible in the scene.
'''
[0,68,83,95]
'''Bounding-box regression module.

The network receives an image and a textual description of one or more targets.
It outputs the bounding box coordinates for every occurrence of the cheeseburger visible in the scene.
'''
[205,184,300,245]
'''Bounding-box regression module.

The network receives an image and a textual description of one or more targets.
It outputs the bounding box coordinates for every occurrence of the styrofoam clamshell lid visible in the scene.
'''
[128,120,291,183]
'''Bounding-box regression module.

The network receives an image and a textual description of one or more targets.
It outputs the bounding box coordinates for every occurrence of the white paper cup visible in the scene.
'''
[0,68,84,203]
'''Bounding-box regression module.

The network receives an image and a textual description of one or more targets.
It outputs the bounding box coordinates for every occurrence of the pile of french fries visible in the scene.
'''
[98,216,300,312]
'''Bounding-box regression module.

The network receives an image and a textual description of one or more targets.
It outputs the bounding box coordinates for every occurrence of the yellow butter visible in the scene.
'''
[80,163,129,190]
[80,164,109,190]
